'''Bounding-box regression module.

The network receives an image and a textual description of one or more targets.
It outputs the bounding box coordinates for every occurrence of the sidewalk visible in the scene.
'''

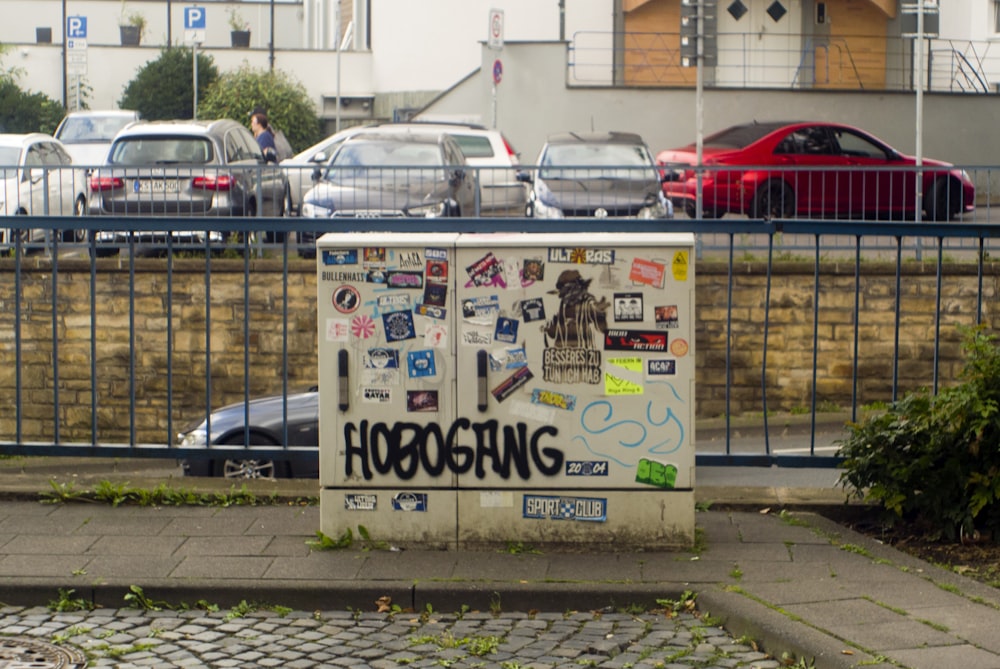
[0,461,998,669]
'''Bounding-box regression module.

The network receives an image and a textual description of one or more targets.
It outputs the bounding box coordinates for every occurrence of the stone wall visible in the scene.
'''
[0,257,997,445]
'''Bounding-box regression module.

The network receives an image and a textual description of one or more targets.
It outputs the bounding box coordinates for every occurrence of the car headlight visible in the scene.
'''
[178,428,208,447]
[532,196,563,218]
[407,201,446,217]
[301,202,333,217]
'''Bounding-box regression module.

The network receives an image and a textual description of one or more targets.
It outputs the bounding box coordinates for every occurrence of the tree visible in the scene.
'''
[198,65,322,154]
[0,45,63,134]
[119,47,218,120]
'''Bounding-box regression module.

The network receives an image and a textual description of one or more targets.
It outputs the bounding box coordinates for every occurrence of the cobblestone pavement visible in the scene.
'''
[0,605,786,669]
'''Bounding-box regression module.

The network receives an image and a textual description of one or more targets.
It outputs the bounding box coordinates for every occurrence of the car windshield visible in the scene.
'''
[0,147,21,165]
[57,115,136,143]
[539,143,656,180]
[325,140,443,181]
[109,137,213,165]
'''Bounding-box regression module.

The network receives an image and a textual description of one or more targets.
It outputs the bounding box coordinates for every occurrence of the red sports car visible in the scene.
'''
[656,121,975,221]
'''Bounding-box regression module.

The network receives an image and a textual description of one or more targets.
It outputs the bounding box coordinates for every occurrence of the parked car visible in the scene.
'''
[397,121,526,216]
[87,119,291,252]
[177,389,319,478]
[519,131,673,219]
[0,133,88,246]
[656,121,976,221]
[297,128,477,255]
[280,124,372,216]
[53,109,141,168]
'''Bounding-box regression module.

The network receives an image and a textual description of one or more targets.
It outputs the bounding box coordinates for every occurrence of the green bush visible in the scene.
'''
[837,325,1000,541]
[119,47,218,120]
[198,64,322,154]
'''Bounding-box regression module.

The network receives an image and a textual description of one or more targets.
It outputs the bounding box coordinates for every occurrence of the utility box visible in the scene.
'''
[317,232,696,549]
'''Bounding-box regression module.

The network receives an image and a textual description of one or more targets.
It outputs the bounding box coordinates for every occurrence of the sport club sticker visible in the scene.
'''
[629,257,666,288]
[494,317,519,344]
[519,297,546,322]
[364,348,399,369]
[647,359,676,376]
[523,495,607,522]
[407,349,437,378]
[382,310,416,341]
[332,285,361,313]
[322,249,358,265]
[391,492,428,512]
[345,493,377,511]
[547,248,615,265]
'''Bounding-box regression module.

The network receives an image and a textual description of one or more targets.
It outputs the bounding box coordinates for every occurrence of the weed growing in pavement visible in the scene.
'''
[40,480,87,504]
[501,541,541,555]
[124,585,169,611]
[654,590,697,615]
[39,480,288,507]
[48,588,95,612]
[357,524,391,551]
[307,528,354,550]
[489,591,502,616]
[51,625,89,644]
[729,565,743,580]
[225,599,292,620]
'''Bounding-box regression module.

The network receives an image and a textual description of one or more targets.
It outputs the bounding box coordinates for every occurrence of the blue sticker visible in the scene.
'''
[566,461,609,476]
[382,311,416,341]
[322,249,359,265]
[495,317,519,344]
[523,495,607,522]
[392,492,428,512]
[647,359,676,375]
[407,349,437,378]
[365,348,399,369]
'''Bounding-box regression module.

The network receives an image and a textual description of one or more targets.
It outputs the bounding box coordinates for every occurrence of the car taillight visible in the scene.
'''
[191,174,234,191]
[89,175,123,191]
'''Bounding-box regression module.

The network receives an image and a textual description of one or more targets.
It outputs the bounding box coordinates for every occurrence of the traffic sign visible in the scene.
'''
[488,8,504,50]
[492,59,503,85]
[67,38,88,51]
[185,6,206,44]
[67,16,87,39]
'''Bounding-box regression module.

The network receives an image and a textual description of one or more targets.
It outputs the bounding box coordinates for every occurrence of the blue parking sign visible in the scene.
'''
[67,16,87,39]
[184,6,206,30]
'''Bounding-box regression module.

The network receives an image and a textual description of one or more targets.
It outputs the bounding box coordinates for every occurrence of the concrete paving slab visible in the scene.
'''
[86,535,186,556]
[1,535,98,555]
[0,554,90,577]
[887,644,1000,669]
[175,536,275,556]
[355,552,461,581]
[824,619,960,651]
[263,553,367,580]
[170,556,274,579]
[543,553,643,583]
[84,555,184,579]
[448,552,549,581]
[160,514,257,537]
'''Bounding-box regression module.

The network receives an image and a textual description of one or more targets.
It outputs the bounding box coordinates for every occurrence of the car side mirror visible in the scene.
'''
[309,151,327,164]
[516,170,533,184]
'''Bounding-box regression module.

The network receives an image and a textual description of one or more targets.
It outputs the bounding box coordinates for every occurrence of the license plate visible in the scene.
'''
[134,179,181,194]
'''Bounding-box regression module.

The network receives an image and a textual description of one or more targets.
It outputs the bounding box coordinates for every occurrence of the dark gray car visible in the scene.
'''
[520,131,672,219]
[178,389,319,478]
[88,119,291,250]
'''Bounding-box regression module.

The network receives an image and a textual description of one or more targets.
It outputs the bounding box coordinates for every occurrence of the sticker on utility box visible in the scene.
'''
[566,460,608,476]
[523,495,607,522]
[344,494,377,511]
[391,492,428,512]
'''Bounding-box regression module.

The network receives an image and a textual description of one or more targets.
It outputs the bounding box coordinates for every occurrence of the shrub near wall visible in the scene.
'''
[0,258,996,445]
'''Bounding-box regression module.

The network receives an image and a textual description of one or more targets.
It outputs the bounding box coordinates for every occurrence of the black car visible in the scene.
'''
[88,119,291,250]
[177,389,319,478]
[519,131,673,219]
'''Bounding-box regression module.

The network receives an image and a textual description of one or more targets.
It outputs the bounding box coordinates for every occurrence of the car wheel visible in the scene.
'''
[752,180,795,220]
[67,196,87,242]
[924,177,962,222]
[214,434,291,479]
